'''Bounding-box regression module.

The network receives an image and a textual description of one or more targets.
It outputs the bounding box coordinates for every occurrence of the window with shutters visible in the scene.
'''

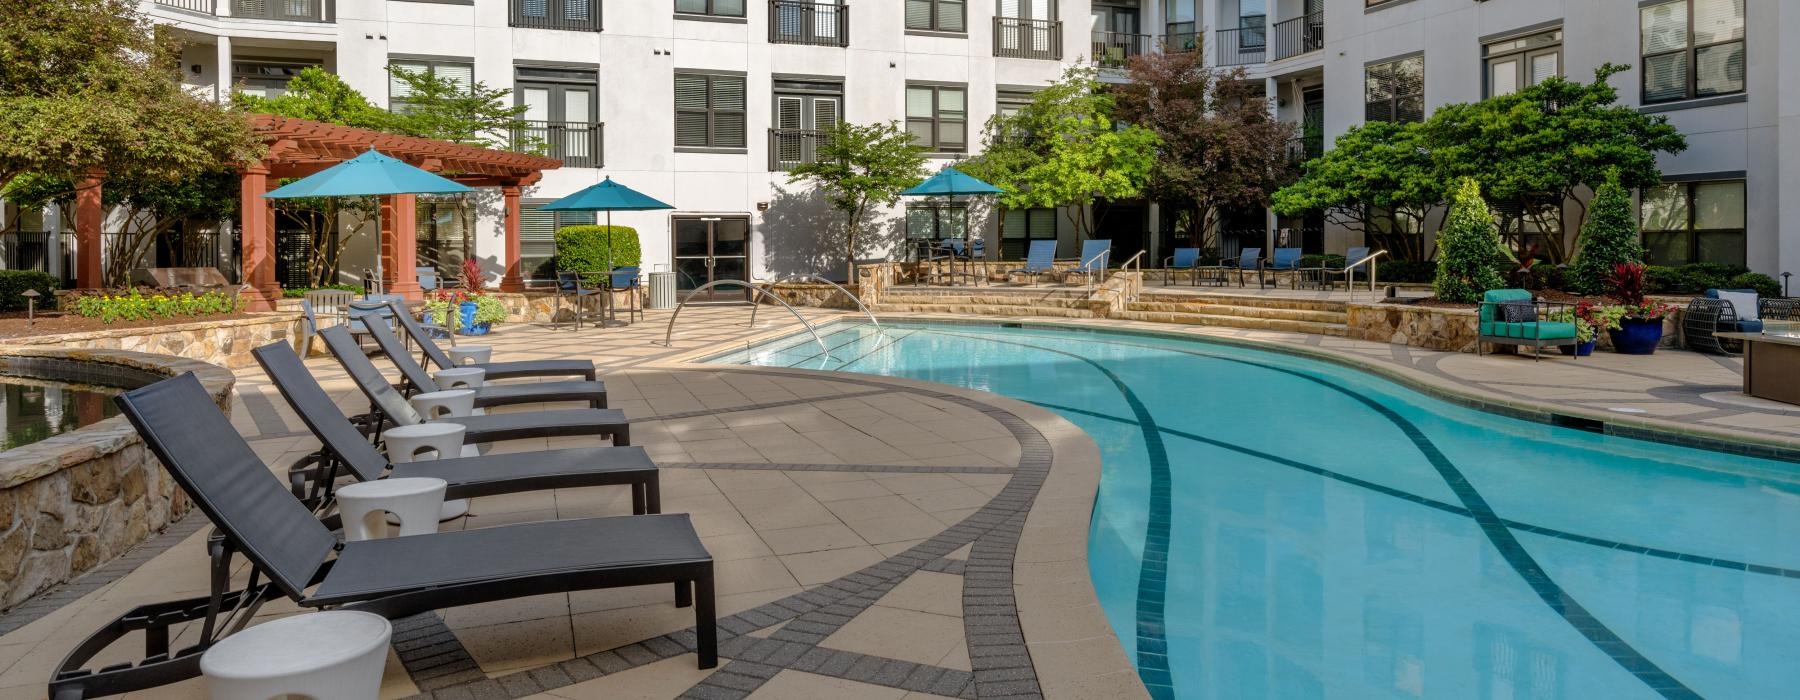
[388,59,474,113]
[905,83,967,153]
[1364,55,1423,124]
[770,79,842,170]
[1640,180,1745,266]
[675,0,745,18]
[511,0,600,31]
[1640,0,1744,105]
[1482,28,1561,98]
[674,73,747,151]
[519,201,596,280]
[906,0,965,33]
[1000,208,1056,259]
[906,204,968,240]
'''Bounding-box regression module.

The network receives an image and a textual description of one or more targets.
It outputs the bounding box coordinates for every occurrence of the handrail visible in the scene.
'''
[1094,250,1147,301]
[661,280,832,358]
[1080,249,1114,291]
[1345,249,1389,304]
[760,275,879,329]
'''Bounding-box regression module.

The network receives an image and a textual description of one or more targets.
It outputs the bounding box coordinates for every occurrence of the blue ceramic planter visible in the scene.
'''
[1608,318,1663,355]
[457,301,491,336]
[1559,339,1597,356]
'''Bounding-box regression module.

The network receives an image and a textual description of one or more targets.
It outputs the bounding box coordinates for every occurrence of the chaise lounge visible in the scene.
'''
[364,317,609,410]
[389,301,599,381]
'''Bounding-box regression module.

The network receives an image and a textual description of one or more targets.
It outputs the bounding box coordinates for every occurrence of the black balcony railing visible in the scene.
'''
[1162,31,1200,53]
[769,128,832,171]
[769,1,847,47]
[229,0,331,22]
[515,121,603,168]
[154,0,216,14]
[1271,12,1324,61]
[993,17,1063,61]
[510,0,602,32]
[1215,26,1266,66]
[1285,134,1323,163]
[1091,31,1149,69]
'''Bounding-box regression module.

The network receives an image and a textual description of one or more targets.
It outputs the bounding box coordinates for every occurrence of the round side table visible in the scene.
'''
[383,422,470,521]
[433,367,486,390]
[447,345,493,366]
[335,477,448,541]
[411,389,475,420]
[201,610,392,700]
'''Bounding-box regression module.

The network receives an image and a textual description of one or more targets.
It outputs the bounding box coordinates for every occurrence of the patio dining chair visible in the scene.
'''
[388,302,599,382]
[553,271,606,331]
[1309,246,1370,290]
[363,319,608,410]
[1164,247,1200,286]
[611,266,644,323]
[1199,248,1261,288]
[1267,247,1304,288]
[1006,239,1059,287]
[417,266,439,292]
[1069,239,1112,287]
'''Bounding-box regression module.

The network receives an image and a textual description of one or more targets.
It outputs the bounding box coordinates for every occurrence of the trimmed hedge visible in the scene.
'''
[554,225,642,274]
[282,284,362,298]
[0,270,58,312]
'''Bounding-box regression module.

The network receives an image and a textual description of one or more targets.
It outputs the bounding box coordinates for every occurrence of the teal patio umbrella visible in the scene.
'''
[900,166,1003,198]
[265,149,471,293]
[542,176,675,272]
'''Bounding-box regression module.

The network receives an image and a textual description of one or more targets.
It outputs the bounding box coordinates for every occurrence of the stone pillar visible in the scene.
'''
[500,185,525,292]
[238,163,279,310]
[74,171,104,290]
[381,194,423,299]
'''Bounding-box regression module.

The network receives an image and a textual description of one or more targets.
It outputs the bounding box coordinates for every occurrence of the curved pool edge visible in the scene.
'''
[645,359,1152,700]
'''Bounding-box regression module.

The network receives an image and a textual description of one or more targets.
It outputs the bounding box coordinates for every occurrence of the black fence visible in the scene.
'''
[994,18,1063,60]
[1271,12,1324,61]
[769,1,848,47]
[1216,26,1266,66]
[510,0,602,32]
[514,121,603,169]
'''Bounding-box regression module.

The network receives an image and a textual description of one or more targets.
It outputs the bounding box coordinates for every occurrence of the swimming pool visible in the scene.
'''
[708,321,1800,699]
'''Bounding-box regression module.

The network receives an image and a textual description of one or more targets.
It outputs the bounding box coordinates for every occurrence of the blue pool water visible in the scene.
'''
[709,321,1800,699]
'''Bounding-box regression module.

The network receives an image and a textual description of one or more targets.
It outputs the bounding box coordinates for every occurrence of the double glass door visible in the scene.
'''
[673,216,752,301]
[518,79,598,167]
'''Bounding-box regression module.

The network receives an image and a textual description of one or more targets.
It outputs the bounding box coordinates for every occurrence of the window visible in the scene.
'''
[905,84,966,152]
[771,79,842,170]
[906,204,968,240]
[232,58,323,99]
[516,67,601,168]
[389,58,473,111]
[1365,55,1424,123]
[519,201,596,280]
[1483,29,1561,98]
[905,0,965,32]
[674,73,747,150]
[416,196,475,274]
[1640,0,1745,104]
[511,0,600,31]
[1001,208,1057,259]
[997,89,1036,119]
[1640,180,1745,266]
[675,0,744,17]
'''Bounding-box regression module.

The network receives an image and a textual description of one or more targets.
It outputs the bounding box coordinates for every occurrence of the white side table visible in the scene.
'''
[411,389,475,420]
[433,366,486,390]
[201,611,391,700]
[336,477,448,541]
[383,423,471,521]
[447,345,493,366]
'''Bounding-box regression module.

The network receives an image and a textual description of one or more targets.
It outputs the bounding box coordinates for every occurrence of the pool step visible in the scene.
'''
[1134,291,1349,313]
[872,302,1098,318]
[1125,301,1346,324]
[1113,309,1349,336]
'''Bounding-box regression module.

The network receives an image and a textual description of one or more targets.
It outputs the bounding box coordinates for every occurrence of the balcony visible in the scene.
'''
[510,0,602,32]
[993,17,1062,61]
[154,0,333,21]
[1271,12,1324,61]
[1162,31,1200,53]
[769,1,847,47]
[1215,26,1266,66]
[514,121,603,169]
[1286,134,1323,163]
[768,128,832,171]
[1091,31,1149,69]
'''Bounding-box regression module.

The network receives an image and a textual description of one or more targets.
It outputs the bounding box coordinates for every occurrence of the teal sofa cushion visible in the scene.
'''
[1479,289,1533,322]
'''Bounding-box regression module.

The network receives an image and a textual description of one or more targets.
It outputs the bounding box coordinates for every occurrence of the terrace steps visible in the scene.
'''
[873,286,1100,318]
[1116,292,1350,336]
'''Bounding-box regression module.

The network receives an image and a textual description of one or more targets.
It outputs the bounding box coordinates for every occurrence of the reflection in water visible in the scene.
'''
[0,375,122,451]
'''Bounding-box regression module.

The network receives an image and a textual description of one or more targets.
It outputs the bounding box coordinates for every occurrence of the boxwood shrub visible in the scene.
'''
[553,225,642,275]
[0,270,58,312]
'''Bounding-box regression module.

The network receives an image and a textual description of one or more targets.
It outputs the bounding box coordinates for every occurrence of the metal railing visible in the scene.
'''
[760,275,878,329]
[1091,32,1150,69]
[514,121,602,168]
[993,17,1063,61]
[768,128,832,171]
[154,0,215,14]
[229,0,331,22]
[1162,31,1200,53]
[1285,134,1323,163]
[1343,249,1388,303]
[769,1,848,47]
[1094,250,1147,301]
[1,232,59,276]
[510,0,603,32]
[1271,12,1324,61]
[662,280,832,359]
[1215,26,1267,66]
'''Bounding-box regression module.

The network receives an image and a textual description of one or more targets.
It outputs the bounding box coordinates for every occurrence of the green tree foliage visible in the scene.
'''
[3,169,239,285]
[554,225,642,273]
[384,67,535,150]
[1271,121,1440,260]
[0,0,259,189]
[786,121,928,279]
[1568,174,1644,295]
[1432,178,1507,303]
[232,68,400,132]
[1113,43,1296,250]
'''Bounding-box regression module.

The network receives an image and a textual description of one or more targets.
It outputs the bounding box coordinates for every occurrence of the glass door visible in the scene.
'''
[672,216,753,301]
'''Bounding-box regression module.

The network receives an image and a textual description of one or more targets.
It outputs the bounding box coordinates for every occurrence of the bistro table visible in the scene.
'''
[1719,322,1800,406]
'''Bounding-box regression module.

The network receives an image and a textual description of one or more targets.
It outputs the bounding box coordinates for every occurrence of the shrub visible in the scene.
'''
[0,270,59,312]
[1643,263,1757,295]
[1378,260,1436,283]
[1727,272,1781,298]
[69,289,238,324]
[282,284,362,299]
[1298,254,1345,270]
[1569,175,1643,295]
[473,295,507,325]
[554,225,642,274]
[1433,178,1507,303]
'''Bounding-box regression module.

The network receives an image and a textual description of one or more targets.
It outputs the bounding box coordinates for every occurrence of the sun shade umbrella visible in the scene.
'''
[265,149,472,294]
[900,166,1003,198]
[542,177,675,272]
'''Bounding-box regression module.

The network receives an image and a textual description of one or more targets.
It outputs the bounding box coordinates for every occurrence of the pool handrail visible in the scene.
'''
[756,275,880,330]
[662,280,832,358]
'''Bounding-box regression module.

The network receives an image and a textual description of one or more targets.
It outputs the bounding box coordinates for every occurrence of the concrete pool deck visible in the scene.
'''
[0,303,1794,699]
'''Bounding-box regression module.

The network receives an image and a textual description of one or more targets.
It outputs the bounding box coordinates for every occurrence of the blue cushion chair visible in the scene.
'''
[1267,247,1303,288]
[1069,239,1112,287]
[1008,239,1058,287]
[1477,289,1579,360]
[610,266,643,324]
[1164,247,1200,286]
[1685,288,1763,355]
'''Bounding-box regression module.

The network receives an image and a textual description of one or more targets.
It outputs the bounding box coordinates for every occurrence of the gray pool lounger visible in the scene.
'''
[390,301,598,381]
[362,318,609,410]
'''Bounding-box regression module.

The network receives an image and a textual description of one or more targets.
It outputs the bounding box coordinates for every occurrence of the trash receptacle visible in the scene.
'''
[647,271,677,309]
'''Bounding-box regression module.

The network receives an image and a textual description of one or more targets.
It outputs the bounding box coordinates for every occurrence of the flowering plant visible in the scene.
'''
[69,289,238,324]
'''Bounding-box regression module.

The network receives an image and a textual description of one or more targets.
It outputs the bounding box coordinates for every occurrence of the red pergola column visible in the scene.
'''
[500,184,525,292]
[238,163,280,311]
[382,194,423,299]
[73,171,104,290]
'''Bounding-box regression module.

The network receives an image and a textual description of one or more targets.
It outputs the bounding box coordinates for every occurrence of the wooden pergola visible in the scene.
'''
[70,114,563,311]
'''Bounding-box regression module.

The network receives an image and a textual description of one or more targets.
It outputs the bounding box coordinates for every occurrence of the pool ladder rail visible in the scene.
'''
[661,277,880,360]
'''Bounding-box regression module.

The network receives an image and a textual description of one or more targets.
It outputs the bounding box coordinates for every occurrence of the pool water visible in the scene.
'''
[0,375,121,451]
[711,321,1800,699]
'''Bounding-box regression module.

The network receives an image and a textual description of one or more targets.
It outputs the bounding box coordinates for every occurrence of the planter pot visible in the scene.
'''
[1560,339,1597,357]
[461,322,491,336]
[1608,318,1664,355]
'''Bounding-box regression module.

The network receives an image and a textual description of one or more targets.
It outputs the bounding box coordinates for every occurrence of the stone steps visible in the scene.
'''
[1125,301,1346,324]
[1113,309,1349,336]
[872,302,1097,318]
[1135,292,1347,314]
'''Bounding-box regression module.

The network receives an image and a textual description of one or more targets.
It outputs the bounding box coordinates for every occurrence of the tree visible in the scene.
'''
[3,169,239,286]
[786,121,928,280]
[1113,43,1296,251]
[385,67,536,151]
[1568,173,1644,295]
[232,68,401,133]
[1272,121,1441,260]
[1432,178,1507,303]
[959,111,1043,247]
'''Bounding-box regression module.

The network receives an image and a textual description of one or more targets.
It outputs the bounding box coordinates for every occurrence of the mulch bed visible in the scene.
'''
[0,311,263,340]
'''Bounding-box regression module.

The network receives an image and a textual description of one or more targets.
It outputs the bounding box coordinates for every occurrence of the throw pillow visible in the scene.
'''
[1500,301,1538,323]
[1717,290,1759,322]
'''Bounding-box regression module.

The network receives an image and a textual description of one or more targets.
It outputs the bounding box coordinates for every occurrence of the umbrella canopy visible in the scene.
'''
[901,167,1003,197]
[541,177,674,212]
[263,149,472,199]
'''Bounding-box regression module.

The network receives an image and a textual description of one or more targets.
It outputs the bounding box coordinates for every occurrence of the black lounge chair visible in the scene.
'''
[50,374,713,700]
[253,341,660,514]
[389,301,598,381]
[318,325,631,446]
[363,316,609,410]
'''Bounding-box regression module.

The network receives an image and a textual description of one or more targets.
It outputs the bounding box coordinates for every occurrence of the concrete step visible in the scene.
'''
[1113,310,1349,336]
[883,288,1092,301]
[1125,301,1347,324]
[872,302,1097,318]
[876,295,1094,310]
[1135,291,1347,313]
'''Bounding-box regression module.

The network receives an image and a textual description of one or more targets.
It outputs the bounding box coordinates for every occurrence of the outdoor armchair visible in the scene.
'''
[552,271,606,331]
[1007,239,1059,287]
[1306,246,1369,290]
[1685,288,1764,355]
[1477,289,1579,361]
[363,318,608,410]
[1267,247,1303,288]
[1164,247,1201,286]
[612,266,644,323]
[1068,239,1112,287]
[1199,248,1261,288]
[390,301,599,381]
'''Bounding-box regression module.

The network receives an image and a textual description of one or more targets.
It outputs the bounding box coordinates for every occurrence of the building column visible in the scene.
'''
[381,194,423,299]
[214,36,232,103]
[74,171,103,290]
[43,203,62,281]
[1265,76,1282,255]
[238,163,279,310]
[500,185,525,292]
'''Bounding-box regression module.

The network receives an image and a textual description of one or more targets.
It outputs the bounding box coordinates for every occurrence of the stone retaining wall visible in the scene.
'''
[0,349,235,611]
[1348,300,1686,353]
[0,314,302,370]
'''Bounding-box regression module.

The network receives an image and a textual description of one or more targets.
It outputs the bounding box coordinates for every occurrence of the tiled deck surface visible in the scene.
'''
[2,299,1795,700]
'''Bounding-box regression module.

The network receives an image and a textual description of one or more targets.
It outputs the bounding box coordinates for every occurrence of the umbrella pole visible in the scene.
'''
[373,203,384,296]
[605,210,616,325]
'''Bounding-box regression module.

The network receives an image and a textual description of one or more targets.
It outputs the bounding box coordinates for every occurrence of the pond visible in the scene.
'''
[0,375,122,451]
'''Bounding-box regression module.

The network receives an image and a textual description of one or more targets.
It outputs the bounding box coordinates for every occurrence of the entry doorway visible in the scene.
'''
[672,215,752,301]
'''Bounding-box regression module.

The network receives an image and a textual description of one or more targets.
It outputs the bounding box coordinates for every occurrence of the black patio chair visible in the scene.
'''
[318,325,630,446]
[49,374,713,700]
[388,301,598,381]
[254,341,659,514]
[363,317,608,410]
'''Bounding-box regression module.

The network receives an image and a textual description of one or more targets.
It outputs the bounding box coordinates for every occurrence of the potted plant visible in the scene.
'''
[422,288,468,337]
[470,294,507,334]
[1603,263,1678,355]
[1563,301,1624,356]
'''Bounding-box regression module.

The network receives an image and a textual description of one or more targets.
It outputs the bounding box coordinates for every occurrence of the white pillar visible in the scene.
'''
[1266,76,1281,253]
[44,203,62,281]
[215,36,232,103]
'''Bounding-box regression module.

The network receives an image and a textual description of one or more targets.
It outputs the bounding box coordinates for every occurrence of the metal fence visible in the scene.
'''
[768,128,832,171]
[993,18,1062,61]
[1215,26,1267,66]
[1271,12,1324,61]
[514,121,603,169]
[1091,32,1149,69]
[769,1,848,47]
[509,0,602,32]
[154,0,215,14]
[230,0,331,22]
